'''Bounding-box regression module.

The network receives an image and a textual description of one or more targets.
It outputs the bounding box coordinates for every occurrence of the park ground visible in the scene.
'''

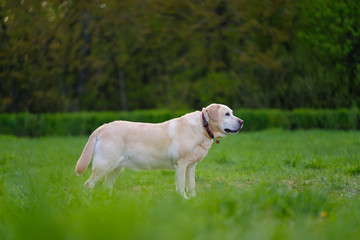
[1,129,360,240]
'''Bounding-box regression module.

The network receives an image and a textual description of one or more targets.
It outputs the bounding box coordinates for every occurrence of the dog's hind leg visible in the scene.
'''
[104,166,124,189]
[84,167,107,189]
[84,159,115,189]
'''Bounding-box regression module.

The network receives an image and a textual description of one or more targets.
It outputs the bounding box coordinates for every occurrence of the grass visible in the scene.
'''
[0,129,360,240]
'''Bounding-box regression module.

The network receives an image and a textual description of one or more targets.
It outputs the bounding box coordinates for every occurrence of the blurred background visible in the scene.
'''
[1,0,359,113]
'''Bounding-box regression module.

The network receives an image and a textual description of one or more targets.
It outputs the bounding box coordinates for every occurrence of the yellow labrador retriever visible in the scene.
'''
[75,103,243,198]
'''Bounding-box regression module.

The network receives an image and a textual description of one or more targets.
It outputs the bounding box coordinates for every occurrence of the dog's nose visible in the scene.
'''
[239,119,244,125]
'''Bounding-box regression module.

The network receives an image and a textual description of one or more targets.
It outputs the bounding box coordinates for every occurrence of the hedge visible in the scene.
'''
[233,108,359,131]
[0,108,359,137]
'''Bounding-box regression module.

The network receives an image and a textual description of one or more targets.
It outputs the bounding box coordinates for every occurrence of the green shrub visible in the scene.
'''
[234,109,290,131]
[0,109,359,137]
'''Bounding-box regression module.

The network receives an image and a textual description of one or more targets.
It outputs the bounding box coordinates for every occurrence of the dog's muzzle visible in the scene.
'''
[224,119,244,133]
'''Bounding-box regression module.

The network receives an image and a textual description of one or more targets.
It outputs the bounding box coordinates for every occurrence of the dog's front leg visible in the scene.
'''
[186,163,197,197]
[175,163,188,199]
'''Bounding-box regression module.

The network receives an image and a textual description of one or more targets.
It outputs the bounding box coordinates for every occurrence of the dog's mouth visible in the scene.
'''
[224,127,240,134]
[224,123,243,134]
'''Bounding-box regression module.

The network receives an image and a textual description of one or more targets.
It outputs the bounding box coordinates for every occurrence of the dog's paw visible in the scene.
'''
[183,192,190,199]
[84,180,95,190]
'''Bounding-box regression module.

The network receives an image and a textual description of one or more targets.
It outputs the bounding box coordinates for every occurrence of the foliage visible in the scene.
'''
[1,130,360,239]
[292,0,360,108]
[1,0,359,112]
[0,108,359,137]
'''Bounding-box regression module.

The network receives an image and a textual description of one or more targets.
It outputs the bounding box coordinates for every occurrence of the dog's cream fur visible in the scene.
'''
[75,103,243,198]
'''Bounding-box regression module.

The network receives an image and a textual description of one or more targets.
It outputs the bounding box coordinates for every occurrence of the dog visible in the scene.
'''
[75,103,244,198]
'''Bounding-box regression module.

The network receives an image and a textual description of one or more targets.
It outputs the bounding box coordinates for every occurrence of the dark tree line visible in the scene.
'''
[1,0,359,112]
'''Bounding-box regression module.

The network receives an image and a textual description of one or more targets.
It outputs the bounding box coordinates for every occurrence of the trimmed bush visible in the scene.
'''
[288,108,359,130]
[0,108,359,137]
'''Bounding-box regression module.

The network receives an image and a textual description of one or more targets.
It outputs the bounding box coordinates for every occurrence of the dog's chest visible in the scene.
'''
[168,136,212,161]
[191,144,210,163]
[181,141,212,164]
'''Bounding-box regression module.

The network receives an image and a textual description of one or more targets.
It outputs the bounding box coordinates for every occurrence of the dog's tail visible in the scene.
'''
[75,125,105,175]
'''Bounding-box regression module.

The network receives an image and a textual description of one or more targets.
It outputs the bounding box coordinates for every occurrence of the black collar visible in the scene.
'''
[201,112,214,139]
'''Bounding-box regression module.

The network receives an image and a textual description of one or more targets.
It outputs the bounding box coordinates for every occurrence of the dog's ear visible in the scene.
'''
[207,104,220,122]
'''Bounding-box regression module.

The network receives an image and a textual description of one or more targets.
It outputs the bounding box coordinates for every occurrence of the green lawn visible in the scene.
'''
[1,130,360,240]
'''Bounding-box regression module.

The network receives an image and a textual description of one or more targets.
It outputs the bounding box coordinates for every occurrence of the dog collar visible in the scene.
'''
[201,112,215,140]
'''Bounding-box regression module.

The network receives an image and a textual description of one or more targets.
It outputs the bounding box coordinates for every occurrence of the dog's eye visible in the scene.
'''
[225,113,230,116]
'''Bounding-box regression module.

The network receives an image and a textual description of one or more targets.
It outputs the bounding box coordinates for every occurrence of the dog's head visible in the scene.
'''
[203,104,244,139]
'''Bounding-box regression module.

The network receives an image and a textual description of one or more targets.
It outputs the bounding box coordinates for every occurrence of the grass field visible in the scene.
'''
[1,129,360,240]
